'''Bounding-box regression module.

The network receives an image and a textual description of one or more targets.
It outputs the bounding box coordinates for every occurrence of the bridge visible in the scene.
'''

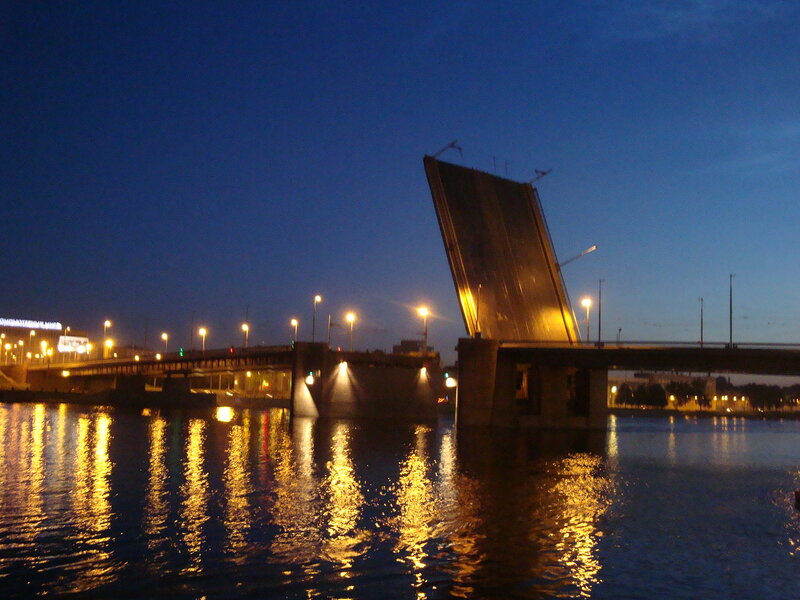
[17,343,442,420]
[499,341,800,376]
[424,156,799,429]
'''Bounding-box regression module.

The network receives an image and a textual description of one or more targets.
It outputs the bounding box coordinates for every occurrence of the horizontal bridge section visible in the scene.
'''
[28,346,296,377]
[500,344,800,376]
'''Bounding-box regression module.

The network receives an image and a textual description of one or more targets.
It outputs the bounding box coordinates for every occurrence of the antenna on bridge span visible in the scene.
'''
[432,140,462,159]
[528,168,552,184]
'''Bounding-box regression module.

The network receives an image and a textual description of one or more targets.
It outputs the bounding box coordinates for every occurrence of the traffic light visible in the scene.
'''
[179,347,184,357]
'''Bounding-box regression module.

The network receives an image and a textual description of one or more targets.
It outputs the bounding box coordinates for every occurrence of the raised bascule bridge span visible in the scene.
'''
[424,156,799,429]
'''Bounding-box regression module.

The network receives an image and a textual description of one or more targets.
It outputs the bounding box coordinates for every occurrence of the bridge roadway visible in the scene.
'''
[23,341,800,378]
[25,344,427,378]
[500,341,800,376]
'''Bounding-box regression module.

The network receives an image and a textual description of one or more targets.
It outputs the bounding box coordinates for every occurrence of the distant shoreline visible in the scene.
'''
[609,406,800,420]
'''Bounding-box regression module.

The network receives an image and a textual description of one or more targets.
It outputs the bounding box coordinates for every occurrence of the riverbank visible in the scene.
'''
[610,406,800,420]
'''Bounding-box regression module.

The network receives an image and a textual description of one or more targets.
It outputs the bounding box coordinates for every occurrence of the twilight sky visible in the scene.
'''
[3,1,800,362]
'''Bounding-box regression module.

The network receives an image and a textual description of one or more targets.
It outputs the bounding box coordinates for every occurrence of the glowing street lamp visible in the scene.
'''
[104,338,113,359]
[312,294,322,342]
[345,312,356,351]
[198,327,208,353]
[161,332,169,354]
[241,323,249,348]
[290,319,298,342]
[417,306,429,357]
[103,320,111,339]
[580,297,592,342]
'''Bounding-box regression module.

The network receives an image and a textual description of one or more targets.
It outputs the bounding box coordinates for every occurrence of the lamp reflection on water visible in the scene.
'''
[393,425,437,598]
[144,416,169,561]
[322,422,365,573]
[270,416,320,571]
[67,411,117,593]
[23,404,46,545]
[224,411,253,558]
[180,419,209,573]
[0,406,7,492]
[550,453,610,596]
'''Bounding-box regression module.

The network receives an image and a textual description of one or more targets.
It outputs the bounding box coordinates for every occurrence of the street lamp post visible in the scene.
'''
[345,312,356,351]
[290,319,298,343]
[199,327,207,354]
[312,295,322,342]
[581,297,592,343]
[698,297,704,347]
[729,274,735,347]
[417,306,429,357]
[597,279,604,345]
[103,320,111,340]
[161,332,169,354]
[241,323,249,348]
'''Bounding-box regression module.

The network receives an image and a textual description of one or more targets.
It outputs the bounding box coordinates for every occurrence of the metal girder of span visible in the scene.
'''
[424,156,578,342]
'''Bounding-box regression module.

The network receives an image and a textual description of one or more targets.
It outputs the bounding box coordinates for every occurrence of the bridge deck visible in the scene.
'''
[25,345,428,377]
[500,343,800,377]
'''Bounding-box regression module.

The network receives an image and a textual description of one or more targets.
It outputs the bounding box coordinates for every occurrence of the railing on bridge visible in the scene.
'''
[500,340,800,350]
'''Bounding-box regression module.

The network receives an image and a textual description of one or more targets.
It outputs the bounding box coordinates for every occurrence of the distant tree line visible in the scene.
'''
[616,383,668,407]
[615,376,798,410]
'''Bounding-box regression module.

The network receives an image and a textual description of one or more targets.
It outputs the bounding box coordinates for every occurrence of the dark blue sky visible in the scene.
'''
[3,1,800,360]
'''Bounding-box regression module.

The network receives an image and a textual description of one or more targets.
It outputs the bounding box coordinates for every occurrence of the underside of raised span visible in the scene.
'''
[424,156,578,343]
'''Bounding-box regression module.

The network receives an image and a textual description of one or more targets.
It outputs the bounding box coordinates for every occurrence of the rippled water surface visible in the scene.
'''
[1,404,800,598]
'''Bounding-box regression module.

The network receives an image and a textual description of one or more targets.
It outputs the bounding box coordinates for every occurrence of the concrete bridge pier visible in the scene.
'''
[290,342,441,421]
[163,374,191,395]
[457,338,608,429]
[290,342,328,417]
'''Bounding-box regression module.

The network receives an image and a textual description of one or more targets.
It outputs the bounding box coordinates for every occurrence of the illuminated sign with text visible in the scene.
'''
[0,318,63,331]
[58,336,90,353]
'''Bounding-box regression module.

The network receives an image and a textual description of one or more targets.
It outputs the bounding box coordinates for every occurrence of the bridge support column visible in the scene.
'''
[290,342,327,418]
[163,375,191,395]
[456,338,608,429]
[456,337,501,426]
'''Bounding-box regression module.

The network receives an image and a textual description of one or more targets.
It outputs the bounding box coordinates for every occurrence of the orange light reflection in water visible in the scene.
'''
[144,416,169,563]
[393,426,437,600]
[224,410,253,559]
[64,411,118,593]
[180,419,209,573]
[321,422,365,574]
[269,415,321,586]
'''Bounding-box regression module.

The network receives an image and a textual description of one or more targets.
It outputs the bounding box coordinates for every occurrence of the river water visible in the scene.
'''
[1,403,799,599]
